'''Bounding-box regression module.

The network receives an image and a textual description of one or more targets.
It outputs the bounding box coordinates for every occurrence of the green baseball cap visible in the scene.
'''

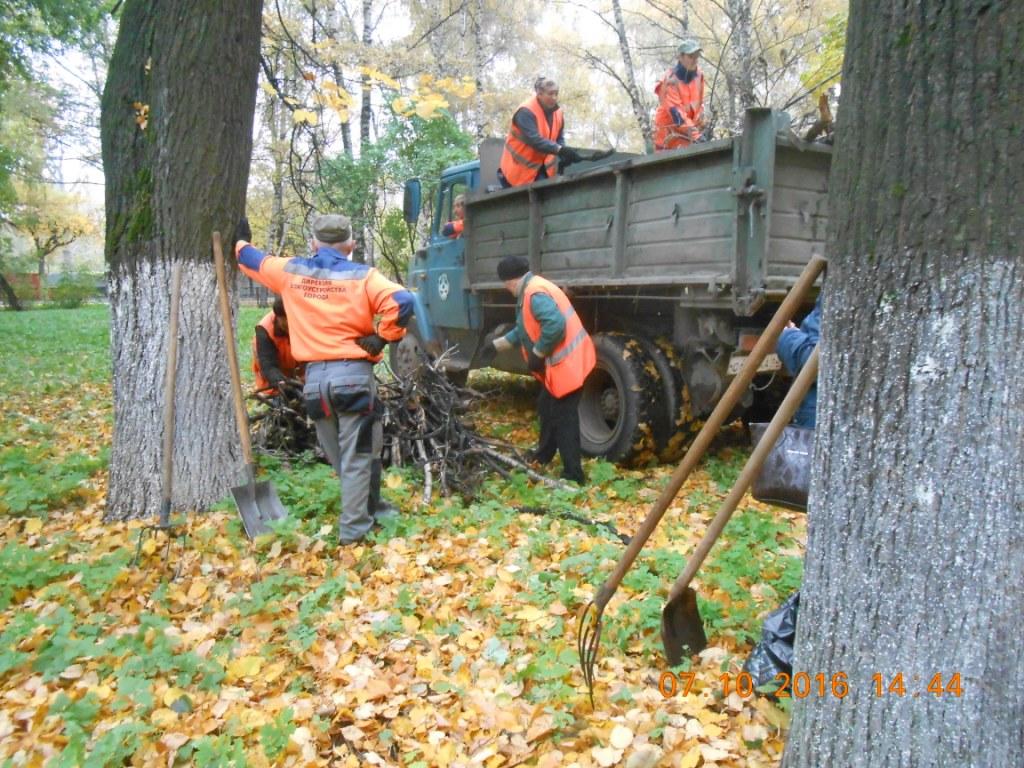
[677,39,702,55]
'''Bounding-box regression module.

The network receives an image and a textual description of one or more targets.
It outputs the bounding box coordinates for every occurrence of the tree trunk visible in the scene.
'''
[359,0,373,146]
[471,0,487,141]
[36,248,47,302]
[783,1,1024,766]
[610,0,653,147]
[100,0,263,521]
[0,273,23,310]
[727,0,755,109]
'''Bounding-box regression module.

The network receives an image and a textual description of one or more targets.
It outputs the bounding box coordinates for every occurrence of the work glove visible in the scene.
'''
[478,341,497,367]
[478,327,506,367]
[557,145,583,165]
[232,217,252,249]
[527,347,546,374]
[356,333,387,357]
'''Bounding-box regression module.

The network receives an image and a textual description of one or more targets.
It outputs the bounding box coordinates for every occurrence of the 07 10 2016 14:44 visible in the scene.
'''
[658,670,964,699]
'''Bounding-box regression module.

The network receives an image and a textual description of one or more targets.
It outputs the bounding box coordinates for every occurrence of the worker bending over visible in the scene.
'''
[253,296,303,396]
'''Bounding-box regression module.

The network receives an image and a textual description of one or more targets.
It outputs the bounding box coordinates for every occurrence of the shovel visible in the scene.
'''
[661,346,820,665]
[212,231,289,538]
[577,255,826,704]
[133,262,185,570]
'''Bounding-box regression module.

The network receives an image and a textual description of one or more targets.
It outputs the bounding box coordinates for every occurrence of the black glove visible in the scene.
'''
[232,217,252,246]
[356,333,387,357]
[478,341,497,367]
[557,145,583,165]
[527,348,546,374]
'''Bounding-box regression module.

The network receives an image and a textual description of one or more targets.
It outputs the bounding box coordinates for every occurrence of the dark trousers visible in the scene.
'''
[534,386,585,483]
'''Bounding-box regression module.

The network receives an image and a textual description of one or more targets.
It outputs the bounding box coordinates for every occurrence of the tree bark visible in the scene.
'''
[727,0,755,110]
[100,0,263,521]
[783,1,1024,766]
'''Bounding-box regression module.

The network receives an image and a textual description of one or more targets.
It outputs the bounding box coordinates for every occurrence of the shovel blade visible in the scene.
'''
[661,586,708,666]
[231,480,288,539]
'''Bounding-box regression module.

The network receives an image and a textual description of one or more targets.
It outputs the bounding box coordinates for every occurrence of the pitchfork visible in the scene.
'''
[577,255,826,706]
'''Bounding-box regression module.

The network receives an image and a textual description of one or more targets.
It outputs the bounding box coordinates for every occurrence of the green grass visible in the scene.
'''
[0,304,268,518]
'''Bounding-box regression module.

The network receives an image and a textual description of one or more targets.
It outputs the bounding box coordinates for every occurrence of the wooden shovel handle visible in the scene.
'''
[593,255,826,609]
[212,231,255,470]
[160,262,183,526]
[667,347,820,603]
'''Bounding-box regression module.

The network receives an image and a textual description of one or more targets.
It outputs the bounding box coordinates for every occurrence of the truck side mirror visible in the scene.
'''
[403,179,422,223]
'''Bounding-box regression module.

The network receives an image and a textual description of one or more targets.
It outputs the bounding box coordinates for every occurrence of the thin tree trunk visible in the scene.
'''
[359,0,373,146]
[471,0,487,140]
[610,0,652,146]
[728,0,755,109]
[783,1,1024,765]
[36,248,47,302]
[101,0,263,521]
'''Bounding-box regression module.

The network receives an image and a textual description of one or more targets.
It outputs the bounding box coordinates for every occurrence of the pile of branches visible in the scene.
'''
[249,384,320,460]
[378,349,569,503]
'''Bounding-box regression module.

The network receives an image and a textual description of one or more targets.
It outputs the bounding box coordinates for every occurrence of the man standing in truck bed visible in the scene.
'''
[498,77,582,188]
[485,255,596,484]
[653,39,706,151]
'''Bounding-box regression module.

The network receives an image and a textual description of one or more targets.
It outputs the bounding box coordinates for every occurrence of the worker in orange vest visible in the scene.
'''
[653,39,706,151]
[234,214,414,545]
[252,296,304,396]
[482,255,596,484]
[441,194,465,238]
[498,77,583,188]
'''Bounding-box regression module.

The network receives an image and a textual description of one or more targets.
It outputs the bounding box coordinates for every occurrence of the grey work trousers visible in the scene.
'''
[304,360,381,543]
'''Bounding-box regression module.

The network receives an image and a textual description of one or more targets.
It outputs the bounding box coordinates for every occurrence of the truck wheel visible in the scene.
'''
[579,333,661,466]
[389,333,425,380]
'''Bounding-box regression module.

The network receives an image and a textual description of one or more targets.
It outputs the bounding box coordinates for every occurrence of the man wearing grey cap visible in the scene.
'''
[653,38,706,151]
[234,213,415,545]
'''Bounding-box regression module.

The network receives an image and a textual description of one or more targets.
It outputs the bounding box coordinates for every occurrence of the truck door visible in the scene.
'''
[423,176,475,330]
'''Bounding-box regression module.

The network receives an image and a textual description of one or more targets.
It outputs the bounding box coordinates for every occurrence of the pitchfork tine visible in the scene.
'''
[577,600,604,708]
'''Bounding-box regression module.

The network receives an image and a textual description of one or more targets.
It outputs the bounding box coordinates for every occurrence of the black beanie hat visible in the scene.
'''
[497,255,530,281]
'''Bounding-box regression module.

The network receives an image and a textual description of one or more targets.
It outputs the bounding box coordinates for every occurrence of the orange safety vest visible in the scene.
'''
[252,312,301,393]
[653,67,705,150]
[499,97,565,187]
[444,218,464,238]
[521,275,596,398]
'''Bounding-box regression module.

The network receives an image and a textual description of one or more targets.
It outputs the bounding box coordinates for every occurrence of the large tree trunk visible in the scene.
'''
[783,1,1023,765]
[100,0,263,520]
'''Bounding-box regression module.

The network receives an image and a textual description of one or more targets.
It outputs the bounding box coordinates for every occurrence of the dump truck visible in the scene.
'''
[395,108,830,465]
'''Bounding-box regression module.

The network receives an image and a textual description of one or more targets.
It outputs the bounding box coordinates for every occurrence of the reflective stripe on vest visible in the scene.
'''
[521,275,596,397]
[499,97,564,187]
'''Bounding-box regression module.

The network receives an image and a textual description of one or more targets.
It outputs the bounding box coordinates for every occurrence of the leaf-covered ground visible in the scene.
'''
[0,306,806,767]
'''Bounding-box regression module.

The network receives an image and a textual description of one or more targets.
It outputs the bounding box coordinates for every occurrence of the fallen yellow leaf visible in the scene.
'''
[227,656,263,680]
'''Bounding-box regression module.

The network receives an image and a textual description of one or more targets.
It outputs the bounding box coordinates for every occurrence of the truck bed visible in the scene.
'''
[465,110,830,314]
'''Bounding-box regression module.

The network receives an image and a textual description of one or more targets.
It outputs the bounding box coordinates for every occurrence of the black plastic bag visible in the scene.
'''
[743,591,800,692]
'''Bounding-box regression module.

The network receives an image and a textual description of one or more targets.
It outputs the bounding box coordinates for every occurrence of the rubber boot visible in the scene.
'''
[368,459,399,519]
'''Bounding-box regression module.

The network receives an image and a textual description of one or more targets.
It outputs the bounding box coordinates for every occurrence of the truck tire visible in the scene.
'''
[579,333,661,466]
[649,338,699,462]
